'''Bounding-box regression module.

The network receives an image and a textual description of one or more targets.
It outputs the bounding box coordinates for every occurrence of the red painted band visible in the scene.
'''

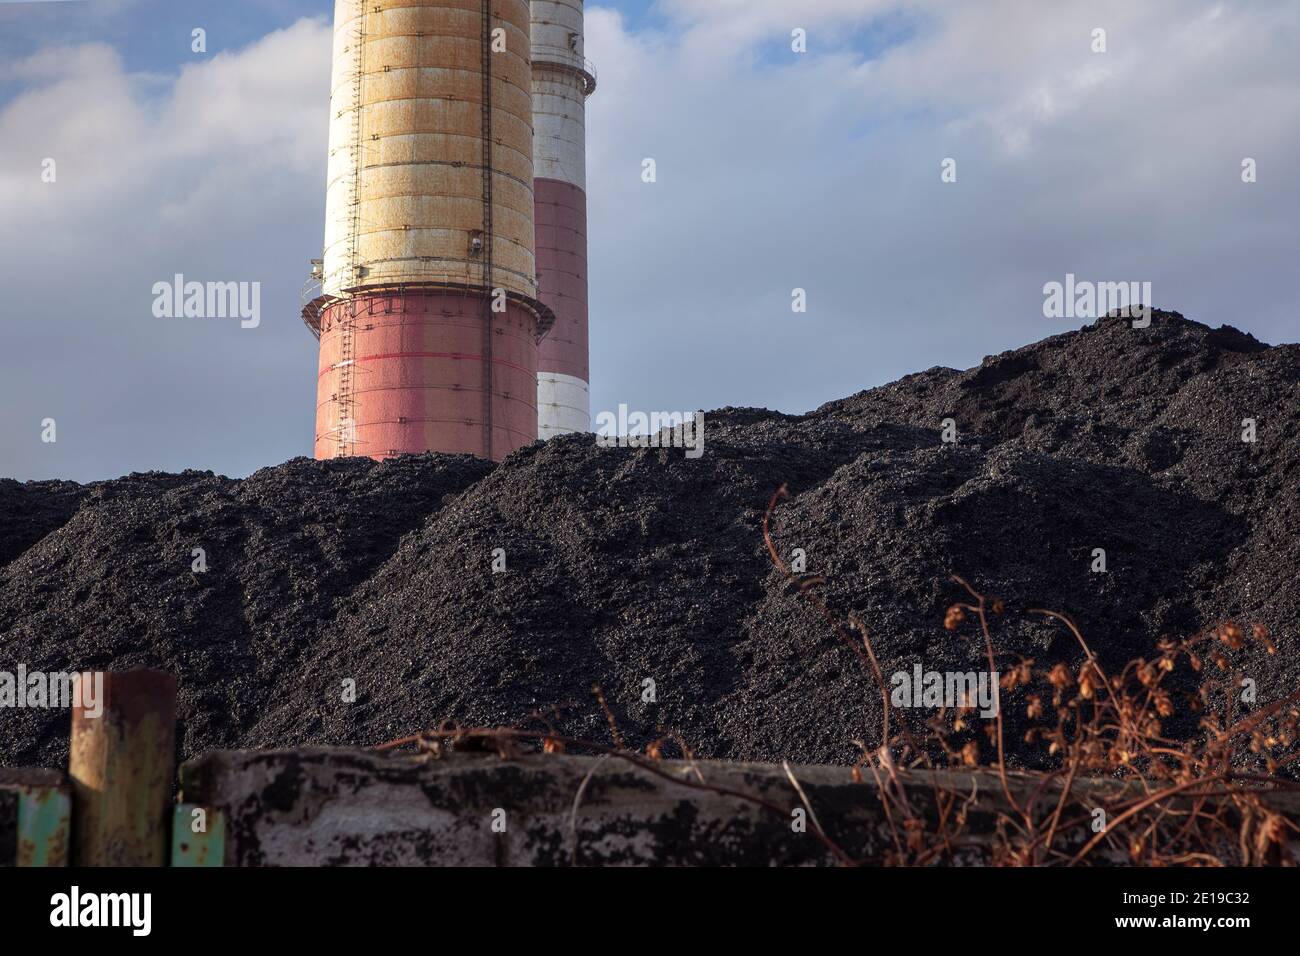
[534,177,589,384]
[314,289,540,462]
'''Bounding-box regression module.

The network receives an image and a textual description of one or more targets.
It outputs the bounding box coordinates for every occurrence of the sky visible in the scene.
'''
[0,0,1296,482]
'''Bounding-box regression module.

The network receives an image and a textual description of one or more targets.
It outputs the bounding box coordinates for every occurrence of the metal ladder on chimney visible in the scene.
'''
[336,2,368,458]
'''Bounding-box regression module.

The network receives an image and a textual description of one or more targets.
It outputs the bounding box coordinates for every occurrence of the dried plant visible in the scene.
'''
[759,483,1300,866]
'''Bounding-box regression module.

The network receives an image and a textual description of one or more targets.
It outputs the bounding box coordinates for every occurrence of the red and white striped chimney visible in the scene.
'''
[531,0,594,437]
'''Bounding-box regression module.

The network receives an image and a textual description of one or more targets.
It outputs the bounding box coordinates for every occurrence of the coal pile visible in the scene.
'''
[2,310,1298,770]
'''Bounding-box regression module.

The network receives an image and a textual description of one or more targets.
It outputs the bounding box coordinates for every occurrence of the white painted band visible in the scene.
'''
[537,372,591,436]
[531,0,586,64]
[532,81,587,190]
[531,0,588,191]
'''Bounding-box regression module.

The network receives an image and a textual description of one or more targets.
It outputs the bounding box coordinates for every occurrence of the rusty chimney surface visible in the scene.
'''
[531,0,594,440]
[313,0,552,463]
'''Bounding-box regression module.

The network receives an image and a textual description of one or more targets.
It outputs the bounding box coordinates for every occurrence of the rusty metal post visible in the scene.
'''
[68,670,177,866]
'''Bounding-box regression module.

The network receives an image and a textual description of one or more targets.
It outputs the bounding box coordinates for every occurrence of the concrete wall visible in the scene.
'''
[181,748,873,865]
[176,747,1174,867]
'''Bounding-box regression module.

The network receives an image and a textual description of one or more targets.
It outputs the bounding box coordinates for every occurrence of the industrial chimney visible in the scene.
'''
[531,0,595,438]
[305,0,554,462]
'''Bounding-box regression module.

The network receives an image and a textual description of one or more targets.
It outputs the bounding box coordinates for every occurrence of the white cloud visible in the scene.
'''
[0,18,329,222]
[0,18,332,481]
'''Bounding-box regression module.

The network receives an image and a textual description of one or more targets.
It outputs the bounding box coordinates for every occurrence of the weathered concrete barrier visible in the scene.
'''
[180,746,1236,866]
[180,748,882,865]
